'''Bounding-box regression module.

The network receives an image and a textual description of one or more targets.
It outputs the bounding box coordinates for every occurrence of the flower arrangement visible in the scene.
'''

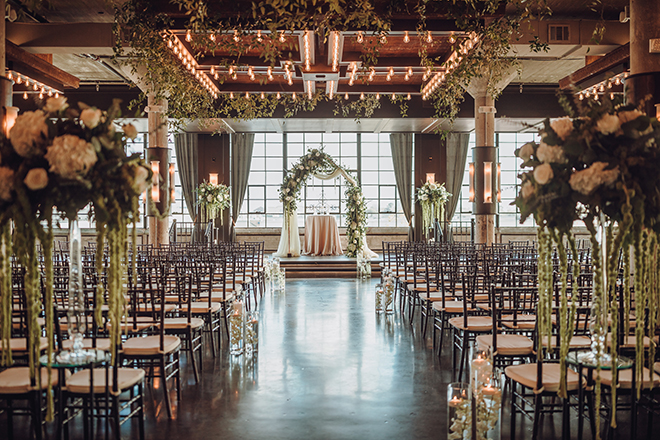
[515,97,660,434]
[416,181,451,237]
[196,180,230,223]
[279,148,367,258]
[0,97,150,419]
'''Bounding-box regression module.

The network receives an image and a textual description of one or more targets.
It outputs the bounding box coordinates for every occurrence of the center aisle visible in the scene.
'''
[146,278,450,440]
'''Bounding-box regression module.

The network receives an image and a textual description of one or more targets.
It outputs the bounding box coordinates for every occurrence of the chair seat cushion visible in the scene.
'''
[476,334,534,356]
[134,303,178,313]
[122,335,181,356]
[1,337,49,353]
[190,302,222,314]
[163,317,205,330]
[62,338,111,352]
[0,367,59,394]
[198,293,235,302]
[432,301,466,314]
[448,316,492,332]
[505,363,582,393]
[66,368,146,395]
[599,367,660,390]
[605,334,652,349]
[543,335,592,350]
[407,283,438,293]
[502,314,536,330]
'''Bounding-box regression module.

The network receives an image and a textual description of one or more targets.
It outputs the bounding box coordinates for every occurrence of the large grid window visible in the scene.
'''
[237,133,407,228]
[454,132,538,227]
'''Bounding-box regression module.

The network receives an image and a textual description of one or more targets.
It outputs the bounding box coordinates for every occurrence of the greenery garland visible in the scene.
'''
[113,0,552,125]
[279,147,366,257]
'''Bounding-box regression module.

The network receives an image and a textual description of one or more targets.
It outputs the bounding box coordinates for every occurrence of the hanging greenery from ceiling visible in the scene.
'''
[114,0,551,124]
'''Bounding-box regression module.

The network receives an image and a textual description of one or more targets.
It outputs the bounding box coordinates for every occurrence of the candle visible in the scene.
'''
[448,396,464,407]
[481,385,500,397]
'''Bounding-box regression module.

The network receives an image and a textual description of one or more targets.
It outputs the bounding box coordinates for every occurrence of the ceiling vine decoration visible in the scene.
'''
[113,0,551,126]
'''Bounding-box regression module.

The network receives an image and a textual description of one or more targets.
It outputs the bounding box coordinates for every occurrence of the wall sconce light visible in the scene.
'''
[656,103,660,121]
[209,172,219,185]
[169,163,176,202]
[484,161,493,204]
[468,163,475,202]
[151,160,160,203]
[497,163,502,203]
[426,173,435,184]
[3,106,18,137]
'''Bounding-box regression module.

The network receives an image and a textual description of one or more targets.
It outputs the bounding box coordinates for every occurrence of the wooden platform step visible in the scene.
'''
[275,255,382,279]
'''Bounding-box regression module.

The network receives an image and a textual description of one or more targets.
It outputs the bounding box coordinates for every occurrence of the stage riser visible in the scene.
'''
[281,262,381,279]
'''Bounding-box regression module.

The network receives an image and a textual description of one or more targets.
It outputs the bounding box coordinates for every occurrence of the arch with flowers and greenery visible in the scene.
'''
[274,148,376,259]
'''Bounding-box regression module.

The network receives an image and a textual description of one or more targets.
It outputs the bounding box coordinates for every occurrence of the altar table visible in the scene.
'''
[303,215,343,256]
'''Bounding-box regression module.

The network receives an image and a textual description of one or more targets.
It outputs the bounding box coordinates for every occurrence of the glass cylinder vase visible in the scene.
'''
[383,275,394,315]
[245,311,259,355]
[230,289,246,356]
[375,283,383,314]
[447,382,471,439]
[65,217,88,362]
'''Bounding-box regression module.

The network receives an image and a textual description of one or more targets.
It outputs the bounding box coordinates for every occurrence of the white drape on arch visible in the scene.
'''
[274,167,377,258]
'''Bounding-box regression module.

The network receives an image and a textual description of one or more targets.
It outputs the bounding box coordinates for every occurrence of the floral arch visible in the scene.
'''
[274,148,376,258]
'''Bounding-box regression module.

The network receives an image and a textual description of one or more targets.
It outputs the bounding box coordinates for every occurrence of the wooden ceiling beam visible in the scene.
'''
[6,40,80,89]
[6,22,115,55]
[558,43,629,90]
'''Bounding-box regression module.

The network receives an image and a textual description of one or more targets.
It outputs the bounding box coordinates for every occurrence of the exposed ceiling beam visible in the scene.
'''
[559,43,630,91]
[6,40,80,89]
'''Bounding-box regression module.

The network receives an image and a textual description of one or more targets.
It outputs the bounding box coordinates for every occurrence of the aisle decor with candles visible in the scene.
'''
[416,180,451,239]
[0,97,151,419]
[515,96,660,434]
[196,180,230,224]
[279,148,367,258]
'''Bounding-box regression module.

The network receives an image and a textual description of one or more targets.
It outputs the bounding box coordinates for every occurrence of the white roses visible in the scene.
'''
[618,109,643,124]
[536,142,567,164]
[24,168,48,190]
[122,123,139,140]
[520,180,534,199]
[44,96,68,113]
[596,113,621,135]
[44,135,97,179]
[533,163,553,185]
[569,162,619,195]
[80,108,102,129]
[130,165,150,194]
[9,110,48,158]
[550,117,573,141]
[0,167,15,201]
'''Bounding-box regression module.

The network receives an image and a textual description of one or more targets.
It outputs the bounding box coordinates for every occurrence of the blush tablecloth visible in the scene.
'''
[303,215,343,256]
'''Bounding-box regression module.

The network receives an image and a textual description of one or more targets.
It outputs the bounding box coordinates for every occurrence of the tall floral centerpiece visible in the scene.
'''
[0,97,150,419]
[515,97,660,436]
[416,181,451,239]
[196,180,230,224]
[279,148,367,258]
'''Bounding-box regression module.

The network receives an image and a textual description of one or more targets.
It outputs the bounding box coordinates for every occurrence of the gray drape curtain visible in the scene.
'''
[390,133,414,241]
[445,133,470,222]
[231,133,255,241]
[174,133,198,221]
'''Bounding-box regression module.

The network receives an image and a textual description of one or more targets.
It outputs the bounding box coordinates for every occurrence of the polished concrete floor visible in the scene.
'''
[3,278,645,439]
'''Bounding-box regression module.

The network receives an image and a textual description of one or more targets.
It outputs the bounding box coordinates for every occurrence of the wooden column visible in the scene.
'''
[146,94,170,246]
[472,93,497,245]
[413,134,447,241]
[626,0,660,115]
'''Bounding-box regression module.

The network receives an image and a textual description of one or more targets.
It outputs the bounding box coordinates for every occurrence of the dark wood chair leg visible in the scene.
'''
[160,356,173,419]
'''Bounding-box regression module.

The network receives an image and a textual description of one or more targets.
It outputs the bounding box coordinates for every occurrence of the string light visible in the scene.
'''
[348,62,357,86]
[279,31,286,43]
[257,30,262,43]
[391,93,396,100]
[303,31,312,71]
[380,32,387,44]
[356,31,363,43]
[276,92,281,100]
[426,31,433,43]
[260,92,265,99]
[267,66,274,81]
[307,80,313,100]
[344,92,349,100]
[368,67,375,82]
[360,92,365,100]
[449,33,456,44]
[248,66,255,81]
[406,93,411,100]
[376,92,380,100]
[230,92,234,99]
[331,32,340,72]
[210,33,216,42]
[403,31,410,43]
[292,92,297,101]
[245,92,250,99]
[233,30,240,42]
[23,91,27,100]
[186,30,191,42]
[7,70,63,97]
